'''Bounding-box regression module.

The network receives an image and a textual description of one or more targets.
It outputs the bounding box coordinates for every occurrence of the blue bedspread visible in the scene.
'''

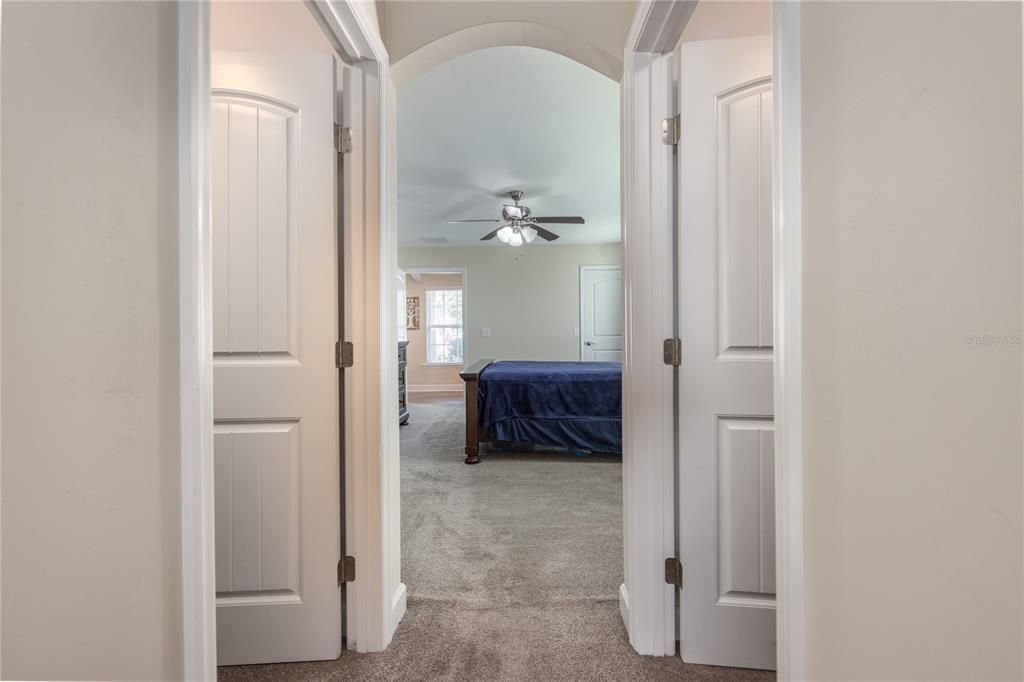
[479,361,622,455]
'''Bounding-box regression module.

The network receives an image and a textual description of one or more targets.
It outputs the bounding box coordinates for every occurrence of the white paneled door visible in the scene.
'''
[677,35,775,670]
[212,52,341,665]
[580,265,623,362]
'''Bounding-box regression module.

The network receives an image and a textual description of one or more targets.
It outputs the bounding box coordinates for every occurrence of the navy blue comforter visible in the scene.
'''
[478,361,622,455]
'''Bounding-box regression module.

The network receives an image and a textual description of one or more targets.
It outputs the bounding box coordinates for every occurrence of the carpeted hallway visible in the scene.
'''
[219,395,775,681]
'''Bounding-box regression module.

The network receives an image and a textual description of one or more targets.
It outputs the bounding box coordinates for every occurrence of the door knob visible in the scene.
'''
[585,341,594,346]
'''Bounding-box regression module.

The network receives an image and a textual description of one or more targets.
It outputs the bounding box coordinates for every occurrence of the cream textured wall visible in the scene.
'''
[399,244,621,365]
[2,2,183,680]
[211,0,379,54]
[800,3,1023,679]
[404,273,464,388]
[380,0,635,65]
[681,1,770,43]
[212,0,337,53]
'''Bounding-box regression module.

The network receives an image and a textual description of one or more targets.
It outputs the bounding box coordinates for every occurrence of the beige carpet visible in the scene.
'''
[219,398,775,681]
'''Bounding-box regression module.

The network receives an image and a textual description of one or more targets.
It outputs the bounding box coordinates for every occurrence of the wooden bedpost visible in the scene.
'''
[459,359,494,464]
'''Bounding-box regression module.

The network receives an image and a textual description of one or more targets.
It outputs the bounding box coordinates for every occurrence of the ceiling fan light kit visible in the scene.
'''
[496,224,537,246]
[447,190,585,247]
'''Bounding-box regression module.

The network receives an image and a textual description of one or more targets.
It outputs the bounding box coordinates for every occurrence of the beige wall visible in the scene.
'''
[681,1,770,43]
[2,2,183,680]
[379,0,635,64]
[399,244,621,365]
[801,3,1023,679]
[212,0,337,53]
[404,273,464,388]
[212,0,378,54]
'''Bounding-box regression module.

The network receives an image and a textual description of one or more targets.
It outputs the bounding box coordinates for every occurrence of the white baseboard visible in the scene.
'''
[407,384,462,393]
[387,582,407,648]
[619,582,630,632]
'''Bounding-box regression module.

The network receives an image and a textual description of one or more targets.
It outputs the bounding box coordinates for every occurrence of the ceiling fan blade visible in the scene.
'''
[526,223,560,241]
[480,224,510,241]
[447,219,501,224]
[530,216,585,224]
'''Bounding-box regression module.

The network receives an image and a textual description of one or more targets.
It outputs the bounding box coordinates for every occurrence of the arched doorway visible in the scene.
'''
[391,21,623,86]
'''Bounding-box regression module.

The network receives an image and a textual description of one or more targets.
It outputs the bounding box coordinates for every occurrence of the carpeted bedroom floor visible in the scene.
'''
[219,396,775,681]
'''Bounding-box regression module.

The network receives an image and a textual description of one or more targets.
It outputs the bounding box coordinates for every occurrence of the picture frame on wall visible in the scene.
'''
[406,296,420,330]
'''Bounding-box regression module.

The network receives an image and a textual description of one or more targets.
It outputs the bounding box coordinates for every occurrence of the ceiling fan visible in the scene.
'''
[447,190,585,246]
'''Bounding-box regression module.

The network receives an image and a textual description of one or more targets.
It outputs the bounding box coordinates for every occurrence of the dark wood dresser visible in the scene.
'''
[398,340,409,425]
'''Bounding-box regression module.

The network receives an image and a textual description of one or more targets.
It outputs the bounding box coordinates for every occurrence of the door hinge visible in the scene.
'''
[663,337,682,367]
[335,124,353,154]
[661,114,680,146]
[665,557,683,588]
[336,340,354,368]
[338,556,356,584]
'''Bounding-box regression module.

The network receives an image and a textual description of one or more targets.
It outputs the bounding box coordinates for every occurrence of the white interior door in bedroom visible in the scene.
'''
[677,35,776,670]
[211,51,342,665]
[580,265,623,361]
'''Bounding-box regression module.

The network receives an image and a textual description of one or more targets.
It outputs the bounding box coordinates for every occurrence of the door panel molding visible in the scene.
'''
[716,77,774,358]
[213,420,300,600]
[717,417,776,603]
[211,91,300,361]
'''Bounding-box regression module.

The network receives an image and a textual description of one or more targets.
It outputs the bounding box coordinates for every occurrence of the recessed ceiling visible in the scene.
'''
[397,46,620,246]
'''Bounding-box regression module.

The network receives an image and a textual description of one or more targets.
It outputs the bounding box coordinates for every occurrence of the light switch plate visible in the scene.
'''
[573,327,580,337]
[481,327,491,337]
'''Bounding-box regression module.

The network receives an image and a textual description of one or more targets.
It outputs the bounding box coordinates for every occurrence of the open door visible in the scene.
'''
[677,35,776,670]
[211,51,342,665]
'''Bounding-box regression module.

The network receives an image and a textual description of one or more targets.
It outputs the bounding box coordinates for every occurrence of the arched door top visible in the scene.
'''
[391,21,622,86]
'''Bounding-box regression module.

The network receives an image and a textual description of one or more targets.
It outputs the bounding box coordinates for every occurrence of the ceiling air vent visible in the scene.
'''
[420,237,448,244]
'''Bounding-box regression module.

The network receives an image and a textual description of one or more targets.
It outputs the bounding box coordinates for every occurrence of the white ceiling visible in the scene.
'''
[397,46,620,246]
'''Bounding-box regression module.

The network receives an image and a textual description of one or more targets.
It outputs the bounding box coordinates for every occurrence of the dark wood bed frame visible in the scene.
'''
[459,358,494,464]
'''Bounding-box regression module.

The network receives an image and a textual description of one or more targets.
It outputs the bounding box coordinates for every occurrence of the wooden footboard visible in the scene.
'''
[459,359,494,464]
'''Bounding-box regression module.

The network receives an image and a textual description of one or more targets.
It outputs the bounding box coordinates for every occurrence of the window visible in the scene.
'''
[425,288,464,364]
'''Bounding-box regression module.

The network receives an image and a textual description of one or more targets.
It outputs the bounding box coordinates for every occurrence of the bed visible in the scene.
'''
[458,359,622,464]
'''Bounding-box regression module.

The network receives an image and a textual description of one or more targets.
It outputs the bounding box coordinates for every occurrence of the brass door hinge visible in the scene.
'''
[336,341,354,369]
[335,124,353,154]
[665,557,683,588]
[663,338,681,367]
[338,556,355,584]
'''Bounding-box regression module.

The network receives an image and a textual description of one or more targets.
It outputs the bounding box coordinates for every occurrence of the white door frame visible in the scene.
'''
[578,264,622,361]
[621,1,805,679]
[177,2,401,679]
[769,5,806,679]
